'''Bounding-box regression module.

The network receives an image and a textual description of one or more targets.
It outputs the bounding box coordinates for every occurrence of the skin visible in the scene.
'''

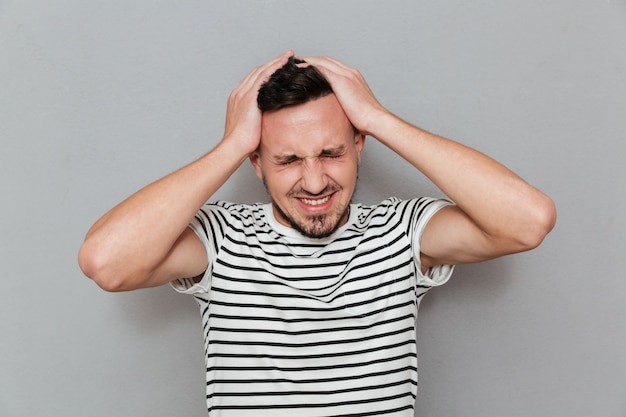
[78,51,556,291]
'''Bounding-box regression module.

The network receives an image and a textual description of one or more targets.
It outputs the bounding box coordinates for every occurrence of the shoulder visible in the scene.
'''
[198,201,266,224]
[355,197,447,224]
[191,202,269,244]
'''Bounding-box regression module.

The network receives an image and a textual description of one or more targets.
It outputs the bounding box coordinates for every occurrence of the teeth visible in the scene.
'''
[300,195,331,206]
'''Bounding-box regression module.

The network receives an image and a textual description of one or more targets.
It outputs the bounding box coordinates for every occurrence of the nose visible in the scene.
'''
[300,158,329,195]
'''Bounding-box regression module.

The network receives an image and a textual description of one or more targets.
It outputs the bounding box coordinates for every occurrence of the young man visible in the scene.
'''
[79,51,556,416]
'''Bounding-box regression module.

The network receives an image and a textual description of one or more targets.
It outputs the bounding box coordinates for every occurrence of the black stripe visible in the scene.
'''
[208,392,415,411]
[207,378,415,398]
[207,352,416,373]
[207,365,417,385]
[329,404,414,417]
[208,327,414,348]
[206,339,416,361]
[208,313,414,337]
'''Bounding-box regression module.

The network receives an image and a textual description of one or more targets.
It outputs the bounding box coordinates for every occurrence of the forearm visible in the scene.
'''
[78,138,248,289]
[371,112,556,247]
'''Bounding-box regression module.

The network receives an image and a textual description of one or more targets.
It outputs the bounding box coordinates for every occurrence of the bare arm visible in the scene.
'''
[304,56,556,268]
[78,51,294,291]
[369,114,556,268]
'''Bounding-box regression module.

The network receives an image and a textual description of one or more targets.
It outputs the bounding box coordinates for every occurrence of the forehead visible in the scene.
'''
[260,94,354,155]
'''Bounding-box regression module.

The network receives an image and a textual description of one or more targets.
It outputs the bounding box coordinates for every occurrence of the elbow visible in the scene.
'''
[518,194,557,251]
[78,242,131,292]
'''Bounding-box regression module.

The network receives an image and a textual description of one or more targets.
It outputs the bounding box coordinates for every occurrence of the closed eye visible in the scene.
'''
[320,147,346,159]
[272,146,346,165]
[274,155,300,165]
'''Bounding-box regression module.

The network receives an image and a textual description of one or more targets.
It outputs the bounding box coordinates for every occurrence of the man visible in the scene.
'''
[79,51,556,416]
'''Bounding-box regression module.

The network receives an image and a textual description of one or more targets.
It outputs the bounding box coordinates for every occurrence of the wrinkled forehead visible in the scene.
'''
[260,94,354,149]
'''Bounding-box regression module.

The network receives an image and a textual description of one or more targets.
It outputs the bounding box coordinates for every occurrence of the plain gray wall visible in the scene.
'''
[1,1,625,416]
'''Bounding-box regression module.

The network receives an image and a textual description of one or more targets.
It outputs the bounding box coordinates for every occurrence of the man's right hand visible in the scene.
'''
[222,50,294,156]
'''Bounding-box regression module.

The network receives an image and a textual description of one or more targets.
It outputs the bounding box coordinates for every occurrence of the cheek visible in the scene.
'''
[326,161,358,184]
[264,169,300,194]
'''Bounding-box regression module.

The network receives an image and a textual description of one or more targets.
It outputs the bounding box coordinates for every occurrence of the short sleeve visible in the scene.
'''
[410,198,456,288]
[170,205,221,295]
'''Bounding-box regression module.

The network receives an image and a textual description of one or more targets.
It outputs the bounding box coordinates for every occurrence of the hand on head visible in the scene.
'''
[222,50,294,155]
[297,55,388,136]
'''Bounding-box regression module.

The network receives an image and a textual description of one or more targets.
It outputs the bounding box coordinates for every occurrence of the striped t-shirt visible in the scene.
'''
[172,197,454,416]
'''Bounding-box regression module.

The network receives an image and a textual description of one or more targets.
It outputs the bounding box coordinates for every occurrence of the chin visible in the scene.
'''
[273,201,348,239]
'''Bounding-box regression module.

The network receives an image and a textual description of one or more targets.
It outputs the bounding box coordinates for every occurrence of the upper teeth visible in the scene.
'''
[301,195,331,206]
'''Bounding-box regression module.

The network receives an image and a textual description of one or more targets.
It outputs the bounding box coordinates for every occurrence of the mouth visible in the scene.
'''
[299,194,332,206]
[294,191,338,213]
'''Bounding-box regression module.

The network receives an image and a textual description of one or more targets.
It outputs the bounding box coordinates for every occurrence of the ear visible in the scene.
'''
[355,133,366,165]
[249,151,264,180]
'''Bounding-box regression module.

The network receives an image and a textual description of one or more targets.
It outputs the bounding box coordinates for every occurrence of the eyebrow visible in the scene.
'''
[320,146,347,157]
[273,154,300,165]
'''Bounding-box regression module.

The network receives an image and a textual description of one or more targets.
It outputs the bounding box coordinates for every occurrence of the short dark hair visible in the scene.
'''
[257,57,333,112]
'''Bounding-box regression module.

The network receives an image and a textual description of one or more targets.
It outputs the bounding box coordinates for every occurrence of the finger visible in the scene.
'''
[252,50,295,80]
[299,55,353,75]
[299,57,365,93]
[238,50,294,92]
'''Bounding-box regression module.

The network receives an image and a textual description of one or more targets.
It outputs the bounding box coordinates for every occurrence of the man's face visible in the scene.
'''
[250,94,365,238]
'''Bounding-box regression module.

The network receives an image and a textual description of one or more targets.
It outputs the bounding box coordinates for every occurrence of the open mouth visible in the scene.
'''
[299,194,332,206]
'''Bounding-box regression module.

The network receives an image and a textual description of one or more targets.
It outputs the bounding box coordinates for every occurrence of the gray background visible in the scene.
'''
[1,1,625,416]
